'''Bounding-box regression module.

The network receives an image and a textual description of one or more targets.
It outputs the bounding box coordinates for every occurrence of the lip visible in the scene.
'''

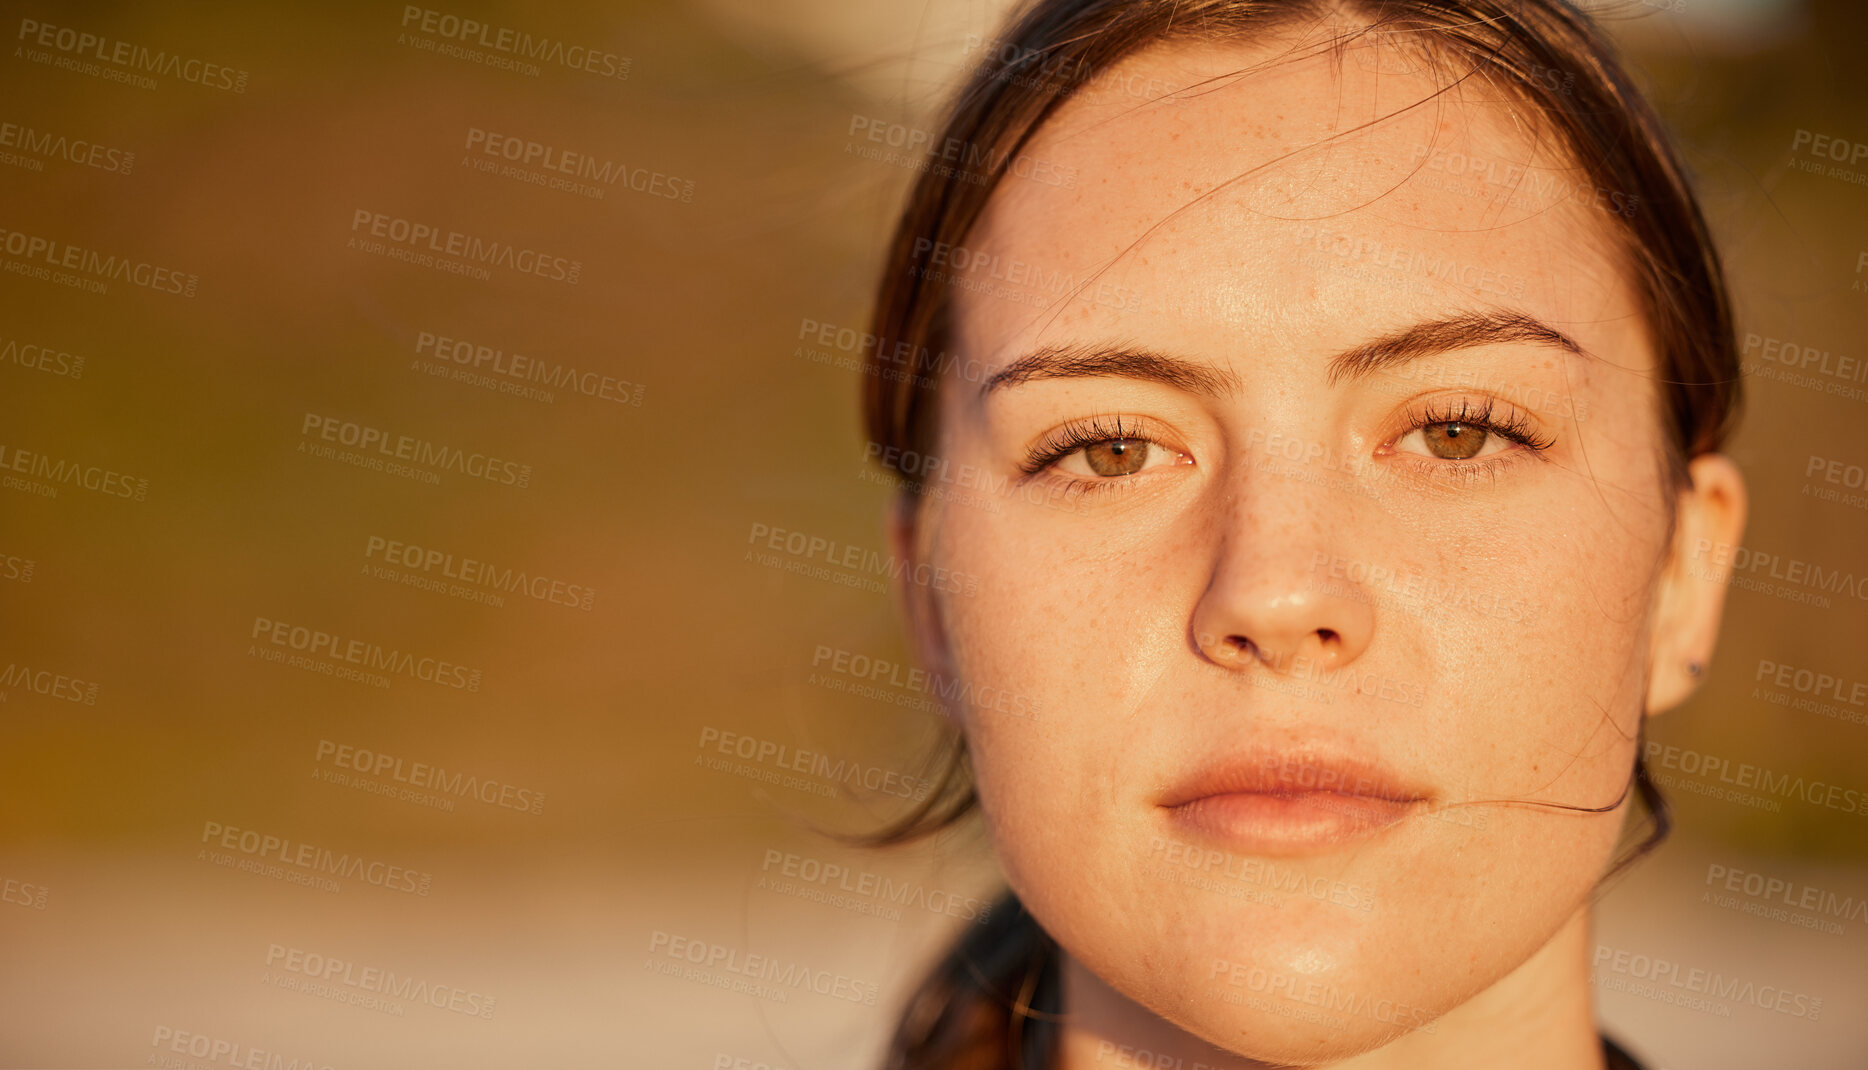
[1159,748,1428,855]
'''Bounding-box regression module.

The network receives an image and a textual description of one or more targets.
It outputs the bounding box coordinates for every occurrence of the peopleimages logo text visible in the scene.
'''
[203,822,432,895]
[266,944,496,1019]
[399,7,630,80]
[1644,741,1866,817]
[300,414,530,487]
[250,616,483,691]
[15,18,249,92]
[350,210,580,284]
[0,225,197,296]
[317,740,545,815]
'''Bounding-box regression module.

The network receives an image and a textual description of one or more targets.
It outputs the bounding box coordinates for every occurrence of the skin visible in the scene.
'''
[888,21,1747,1070]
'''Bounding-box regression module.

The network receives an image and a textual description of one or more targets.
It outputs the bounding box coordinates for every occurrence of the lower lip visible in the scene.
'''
[1165,792,1417,853]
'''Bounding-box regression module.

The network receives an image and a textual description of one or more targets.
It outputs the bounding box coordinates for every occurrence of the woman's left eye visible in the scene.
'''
[1388,399,1552,464]
[1394,421,1508,461]
[1056,438,1180,477]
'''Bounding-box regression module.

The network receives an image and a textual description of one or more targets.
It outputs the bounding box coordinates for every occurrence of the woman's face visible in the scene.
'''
[904,34,1697,1062]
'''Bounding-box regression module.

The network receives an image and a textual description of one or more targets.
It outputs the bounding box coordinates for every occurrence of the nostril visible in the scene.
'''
[1214,634,1256,661]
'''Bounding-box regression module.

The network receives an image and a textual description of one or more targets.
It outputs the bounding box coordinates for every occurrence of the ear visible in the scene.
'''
[887,491,957,710]
[1645,453,1748,716]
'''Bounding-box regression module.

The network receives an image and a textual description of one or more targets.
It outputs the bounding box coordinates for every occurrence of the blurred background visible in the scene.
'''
[0,0,1862,1066]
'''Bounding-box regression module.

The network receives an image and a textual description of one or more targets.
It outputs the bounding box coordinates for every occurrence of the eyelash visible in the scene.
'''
[1018,398,1553,492]
[1019,413,1172,477]
[1396,396,1555,454]
[1384,397,1555,487]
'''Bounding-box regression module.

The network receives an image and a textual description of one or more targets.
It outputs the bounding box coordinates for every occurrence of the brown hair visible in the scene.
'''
[856,1,1740,1065]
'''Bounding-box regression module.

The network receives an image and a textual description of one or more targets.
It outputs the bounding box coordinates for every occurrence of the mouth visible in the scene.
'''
[1158,750,1428,855]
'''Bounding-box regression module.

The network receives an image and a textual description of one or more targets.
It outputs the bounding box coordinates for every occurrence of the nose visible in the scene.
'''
[1190,485,1375,674]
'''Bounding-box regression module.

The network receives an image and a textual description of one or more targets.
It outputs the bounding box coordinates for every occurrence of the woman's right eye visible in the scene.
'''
[1053,438,1184,478]
[1019,415,1193,484]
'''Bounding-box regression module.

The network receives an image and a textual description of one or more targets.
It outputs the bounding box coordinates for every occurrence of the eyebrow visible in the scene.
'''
[982,343,1241,397]
[1325,310,1587,385]
[979,310,1586,398]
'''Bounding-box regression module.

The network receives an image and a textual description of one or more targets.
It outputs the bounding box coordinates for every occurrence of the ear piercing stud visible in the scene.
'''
[1686,660,1704,678]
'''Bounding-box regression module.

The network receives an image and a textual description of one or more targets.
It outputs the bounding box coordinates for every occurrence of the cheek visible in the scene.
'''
[931,489,1200,733]
[1418,474,1669,804]
[923,499,1195,890]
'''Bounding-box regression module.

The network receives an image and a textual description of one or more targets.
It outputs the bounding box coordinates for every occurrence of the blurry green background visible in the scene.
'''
[0,1,1862,1067]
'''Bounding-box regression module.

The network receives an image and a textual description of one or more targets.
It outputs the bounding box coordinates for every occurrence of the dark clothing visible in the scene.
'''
[1603,1034,1650,1070]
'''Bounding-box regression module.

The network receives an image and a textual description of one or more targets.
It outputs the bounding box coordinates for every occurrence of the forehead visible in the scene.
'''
[952,32,1645,374]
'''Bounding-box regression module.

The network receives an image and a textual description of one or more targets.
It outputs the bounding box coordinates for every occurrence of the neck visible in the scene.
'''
[1057,906,1607,1070]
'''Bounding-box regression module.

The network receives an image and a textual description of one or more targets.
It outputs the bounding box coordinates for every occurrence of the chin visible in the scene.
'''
[1194,1010,1429,1067]
[1215,937,1443,1054]
[1022,833,1520,1067]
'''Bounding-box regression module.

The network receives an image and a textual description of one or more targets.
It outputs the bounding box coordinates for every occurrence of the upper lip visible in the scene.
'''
[1157,746,1430,809]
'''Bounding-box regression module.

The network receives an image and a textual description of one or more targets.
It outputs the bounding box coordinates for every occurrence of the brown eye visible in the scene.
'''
[1084,438,1150,476]
[1421,422,1487,460]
